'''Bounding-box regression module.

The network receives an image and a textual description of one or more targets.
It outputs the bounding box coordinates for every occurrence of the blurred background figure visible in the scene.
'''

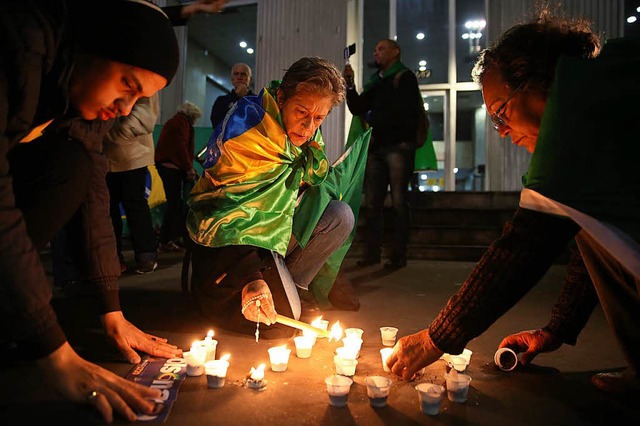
[343,39,425,270]
[155,101,202,252]
[104,94,160,275]
[210,62,254,129]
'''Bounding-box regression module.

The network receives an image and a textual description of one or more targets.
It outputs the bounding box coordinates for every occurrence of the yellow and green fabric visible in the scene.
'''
[187,81,329,256]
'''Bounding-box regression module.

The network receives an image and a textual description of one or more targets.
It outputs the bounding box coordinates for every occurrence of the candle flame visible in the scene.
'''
[250,363,265,380]
[328,321,343,342]
[310,316,324,327]
[206,329,214,339]
[220,353,231,362]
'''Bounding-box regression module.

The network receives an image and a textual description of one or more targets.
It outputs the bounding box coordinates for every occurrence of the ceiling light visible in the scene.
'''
[239,41,247,48]
[416,32,425,40]
[419,60,427,66]
[247,48,254,54]
[627,16,637,23]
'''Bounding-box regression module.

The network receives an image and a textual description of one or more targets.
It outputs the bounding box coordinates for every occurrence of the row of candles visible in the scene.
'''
[181,317,401,390]
[180,320,478,414]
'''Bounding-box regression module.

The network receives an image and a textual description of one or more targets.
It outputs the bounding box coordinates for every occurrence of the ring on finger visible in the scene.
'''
[87,390,99,402]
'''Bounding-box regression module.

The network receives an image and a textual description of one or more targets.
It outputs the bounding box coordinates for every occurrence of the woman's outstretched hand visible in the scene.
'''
[36,342,163,423]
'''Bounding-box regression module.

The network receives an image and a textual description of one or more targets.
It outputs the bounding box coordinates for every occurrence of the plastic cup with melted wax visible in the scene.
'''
[416,383,445,415]
[325,375,353,407]
[494,347,518,371]
[444,369,472,403]
[364,376,392,408]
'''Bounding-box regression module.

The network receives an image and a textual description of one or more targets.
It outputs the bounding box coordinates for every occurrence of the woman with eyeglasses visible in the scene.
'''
[385,8,640,394]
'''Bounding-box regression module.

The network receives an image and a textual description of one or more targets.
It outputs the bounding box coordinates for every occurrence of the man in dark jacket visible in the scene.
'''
[210,62,254,129]
[343,39,424,269]
[0,0,206,422]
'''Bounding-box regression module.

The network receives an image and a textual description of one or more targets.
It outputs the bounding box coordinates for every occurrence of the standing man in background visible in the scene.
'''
[210,63,254,129]
[343,39,425,270]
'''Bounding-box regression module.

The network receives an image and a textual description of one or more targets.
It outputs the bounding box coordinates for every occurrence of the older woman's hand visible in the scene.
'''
[241,279,277,325]
[386,329,444,381]
[499,328,562,366]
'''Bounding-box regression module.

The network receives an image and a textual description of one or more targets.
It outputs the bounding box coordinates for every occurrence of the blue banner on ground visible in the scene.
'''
[125,356,187,423]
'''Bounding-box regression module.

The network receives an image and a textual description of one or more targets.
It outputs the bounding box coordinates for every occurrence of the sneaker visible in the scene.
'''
[591,369,640,394]
[135,260,158,275]
[158,241,184,253]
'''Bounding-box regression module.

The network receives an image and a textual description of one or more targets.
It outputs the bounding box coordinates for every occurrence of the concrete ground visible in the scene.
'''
[1,249,637,425]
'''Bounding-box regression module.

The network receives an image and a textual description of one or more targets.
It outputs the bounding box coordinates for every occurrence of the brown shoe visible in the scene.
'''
[591,369,640,393]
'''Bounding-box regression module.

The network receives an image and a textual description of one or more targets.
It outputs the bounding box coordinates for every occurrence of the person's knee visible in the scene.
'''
[329,201,355,234]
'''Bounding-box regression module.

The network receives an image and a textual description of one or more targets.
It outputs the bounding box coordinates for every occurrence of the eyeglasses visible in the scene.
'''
[490,85,523,132]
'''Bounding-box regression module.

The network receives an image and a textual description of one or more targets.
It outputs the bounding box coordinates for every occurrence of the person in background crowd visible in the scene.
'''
[155,101,202,252]
[343,39,424,270]
[210,62,254,129]
[0,0,198,422]
[104,94,161,275]
[387,9,640,395]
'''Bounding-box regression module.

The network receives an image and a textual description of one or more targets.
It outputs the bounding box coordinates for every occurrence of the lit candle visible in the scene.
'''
[250,364,265,380]
[184,341,206,376]
[267,345,291,372]
[335,346,358,360]
[302,329,318,346]
[204,353,231,389]
[341,336,363,358]
[294,335,313,359]
[311,316,329,339]
[245,363,267,389]
[345,327,364,339]
[380,347,394,373]
[328,321,343,342]
[202,329,217,362]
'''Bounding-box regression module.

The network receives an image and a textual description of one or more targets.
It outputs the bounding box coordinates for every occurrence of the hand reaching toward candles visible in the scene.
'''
[35,342,163,423]
[241,279,277,325]
[101,311,183,364]
[386,329,444,381]
[498,328,562,366]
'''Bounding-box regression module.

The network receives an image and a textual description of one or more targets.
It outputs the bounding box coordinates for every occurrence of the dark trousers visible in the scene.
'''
[156,164,189,244]
[8,134,92,250]
[106,168,157,263]
[576,231,640,376]
[190,244,296,339]
[362,142,415,261]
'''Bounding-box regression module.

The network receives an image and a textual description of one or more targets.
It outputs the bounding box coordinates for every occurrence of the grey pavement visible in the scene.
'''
[0,249,637,425]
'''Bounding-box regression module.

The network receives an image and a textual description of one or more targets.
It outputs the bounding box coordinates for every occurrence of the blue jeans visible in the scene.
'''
[285,200,355,290]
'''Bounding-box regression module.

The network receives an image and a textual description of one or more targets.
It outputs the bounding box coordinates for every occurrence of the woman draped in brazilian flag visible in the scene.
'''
[186,57,360,339]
